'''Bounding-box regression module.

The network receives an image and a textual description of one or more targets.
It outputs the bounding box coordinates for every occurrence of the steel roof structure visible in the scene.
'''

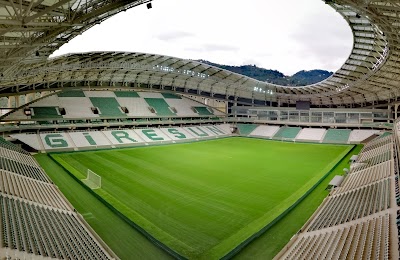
[0,0,399,107]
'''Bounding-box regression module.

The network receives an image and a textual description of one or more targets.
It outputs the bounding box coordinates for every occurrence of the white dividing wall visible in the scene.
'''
[134,128,171,142]
[115,97,154,117]
[68,131,111,148]
[103,130,145,145]
[249,125,280,138]
[349,130,380,142]
[11,134,42,150]
[296,128,326,141]
[59,97,98,118]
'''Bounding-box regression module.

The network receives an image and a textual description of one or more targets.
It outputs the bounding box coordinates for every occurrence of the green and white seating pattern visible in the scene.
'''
[12,124,231,152]
[0,139,114,259]
[4,90,223,120]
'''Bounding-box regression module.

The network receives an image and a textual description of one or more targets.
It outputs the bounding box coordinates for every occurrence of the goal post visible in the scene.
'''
[82,169,101,189]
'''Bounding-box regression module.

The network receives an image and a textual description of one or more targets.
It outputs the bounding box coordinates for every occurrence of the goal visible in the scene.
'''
[82,169,101,189]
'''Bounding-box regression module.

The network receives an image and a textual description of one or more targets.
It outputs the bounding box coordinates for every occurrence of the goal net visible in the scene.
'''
[82,169,101,189]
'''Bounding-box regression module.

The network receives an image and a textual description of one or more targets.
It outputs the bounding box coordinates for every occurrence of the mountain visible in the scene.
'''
[197,60,333,86]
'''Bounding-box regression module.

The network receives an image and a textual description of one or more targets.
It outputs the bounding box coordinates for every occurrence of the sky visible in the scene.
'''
[52,0,353,76]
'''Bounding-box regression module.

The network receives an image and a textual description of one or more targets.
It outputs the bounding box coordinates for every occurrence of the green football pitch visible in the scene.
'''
[49,137,352,259]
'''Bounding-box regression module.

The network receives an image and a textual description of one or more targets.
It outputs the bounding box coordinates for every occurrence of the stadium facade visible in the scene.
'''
[0,0,400,259]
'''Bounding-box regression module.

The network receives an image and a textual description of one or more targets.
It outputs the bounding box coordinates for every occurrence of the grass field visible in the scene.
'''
[47,137,352,259]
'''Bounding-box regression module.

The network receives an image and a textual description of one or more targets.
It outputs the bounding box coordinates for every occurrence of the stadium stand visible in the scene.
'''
[280,214,390,260]
[273,126,301,139]
[249,125,280,138]
[144,98,176,116]
[322,129,351,143]
[295,128,326,142]
[332,161,392,195]
[31,107,62,119]
[348,130,380,143]
[0,139,114,259]
[306,179,390,231]
[11,124,231,152]
[0,170,71,210]
[164,98,199,116]
[2,90,223,121]
[237,124,259,136]
[57,96,98,118]
[193,106,214,116]
[276,129,395,260]
[89,97,126,117]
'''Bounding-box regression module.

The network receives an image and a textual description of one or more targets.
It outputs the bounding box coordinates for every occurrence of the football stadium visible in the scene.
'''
[0,0,399,259]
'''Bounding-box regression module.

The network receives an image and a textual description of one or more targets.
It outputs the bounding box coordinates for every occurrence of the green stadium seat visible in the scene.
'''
[89,97,126,117]
[194,106,214,115]
[144,98,176,116]
[273,127,301,139]
[31,107,62,119]
[57,90,86,97]
[322,129,351,143]
[237,124,258,136]
[114,91,140,98]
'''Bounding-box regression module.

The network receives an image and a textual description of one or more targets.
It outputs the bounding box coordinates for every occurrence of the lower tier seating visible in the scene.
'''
[307,179,390,231]
[281,214,390,260]
[323,129,351,143]
[0,195,111,259]
[273,127,301,139]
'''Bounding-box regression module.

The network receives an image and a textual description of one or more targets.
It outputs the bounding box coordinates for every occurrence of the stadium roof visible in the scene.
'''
[0,0,150,76]
[0,0,399,107]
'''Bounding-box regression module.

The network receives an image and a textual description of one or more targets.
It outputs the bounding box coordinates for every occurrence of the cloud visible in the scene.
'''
[156,31,194,41]
[185,43,239,53]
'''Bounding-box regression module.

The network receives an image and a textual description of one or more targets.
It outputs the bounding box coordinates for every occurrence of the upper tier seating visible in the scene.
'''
[273,127,301,139]
[3,90,223,120]
[322,129,351,143]
[144,98,176,116]
[89,97,126,117]
[32,107,62,119]
[193,106,214,116]
[296,128,326,142]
